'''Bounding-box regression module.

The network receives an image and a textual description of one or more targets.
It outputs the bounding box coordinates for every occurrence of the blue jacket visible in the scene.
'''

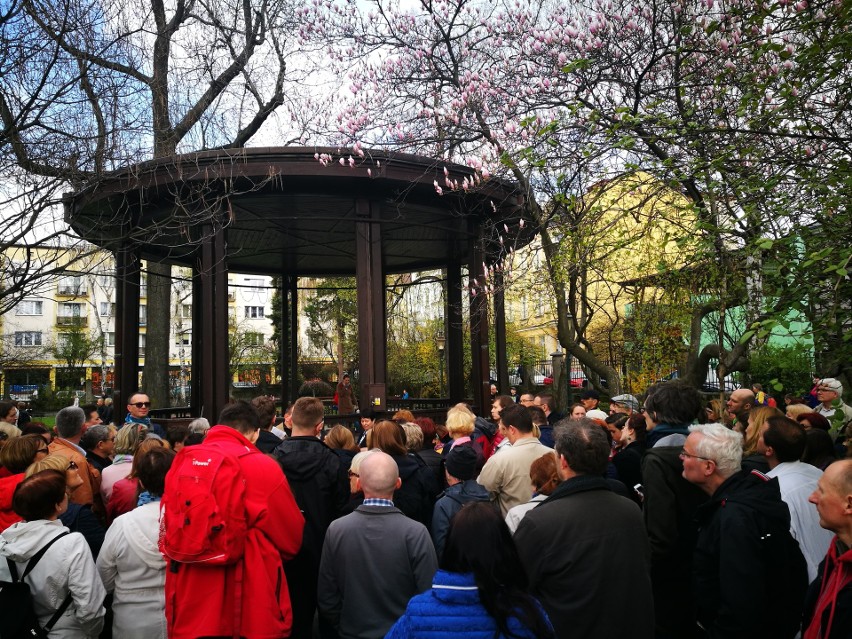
[384,570,548,638]
[430,481,490,558]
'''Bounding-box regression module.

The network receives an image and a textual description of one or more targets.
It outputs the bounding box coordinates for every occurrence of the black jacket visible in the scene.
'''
[391,453,439,528]
[693,469,808,639]
[254,429,281,454]
[514,475,654,639]
[274,436,349,561]
[642,445,708,638]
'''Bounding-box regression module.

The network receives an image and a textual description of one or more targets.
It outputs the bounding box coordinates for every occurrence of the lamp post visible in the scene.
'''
[436,331,446,398]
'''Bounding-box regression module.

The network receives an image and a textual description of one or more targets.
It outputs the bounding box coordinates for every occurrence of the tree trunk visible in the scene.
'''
[142,261,172,408]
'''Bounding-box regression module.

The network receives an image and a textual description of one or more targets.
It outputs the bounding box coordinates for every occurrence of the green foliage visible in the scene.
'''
[303,277,359,373]
[747,343,815,396]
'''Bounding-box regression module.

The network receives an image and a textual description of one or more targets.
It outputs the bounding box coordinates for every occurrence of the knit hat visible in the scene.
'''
[610,394,640,411]
[445,445,478,481]
[586,409,609,422]
[819,378,843,395]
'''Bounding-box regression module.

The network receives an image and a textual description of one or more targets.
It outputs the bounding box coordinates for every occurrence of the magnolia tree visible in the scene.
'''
[304,0,850,391]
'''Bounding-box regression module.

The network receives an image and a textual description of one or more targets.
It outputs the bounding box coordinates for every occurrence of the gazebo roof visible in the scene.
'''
[65,147,532,274]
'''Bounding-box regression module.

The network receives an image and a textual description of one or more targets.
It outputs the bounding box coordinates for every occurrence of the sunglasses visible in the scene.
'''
[37,448,49,454]
[132,402,151,408]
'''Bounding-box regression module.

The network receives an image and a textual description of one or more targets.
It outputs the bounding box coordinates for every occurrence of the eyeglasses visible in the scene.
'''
[348,470,359,478]
[132,402,151,408]
[679,448,713,462]
[37,448,49,455]
[68,461,78,470]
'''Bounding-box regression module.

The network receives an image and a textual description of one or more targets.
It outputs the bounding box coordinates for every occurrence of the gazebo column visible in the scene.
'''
[469,238,491,414]
[278,275,299,404]
[446,260,465,404]
[494,269,509,394]
[355,198,387,412]
[193,227,230,422]
[114,244,141,411]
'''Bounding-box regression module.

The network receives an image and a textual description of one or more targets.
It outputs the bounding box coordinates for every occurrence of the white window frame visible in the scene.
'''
[14,331,42,347]
[16,300,43,316]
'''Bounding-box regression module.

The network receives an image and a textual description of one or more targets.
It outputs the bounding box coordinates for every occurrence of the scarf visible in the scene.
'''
[137,491,160,507]
[125,414,152,427]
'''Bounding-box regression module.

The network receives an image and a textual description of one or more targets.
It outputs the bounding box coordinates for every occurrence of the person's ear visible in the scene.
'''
[355,477,362,492]
[395,477,402,490]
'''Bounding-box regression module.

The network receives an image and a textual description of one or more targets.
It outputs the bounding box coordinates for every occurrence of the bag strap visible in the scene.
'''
[21,531,71,580]
[44,593,74,632]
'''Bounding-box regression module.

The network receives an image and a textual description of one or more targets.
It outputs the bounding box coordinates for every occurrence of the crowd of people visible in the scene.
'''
[0,377,850,639]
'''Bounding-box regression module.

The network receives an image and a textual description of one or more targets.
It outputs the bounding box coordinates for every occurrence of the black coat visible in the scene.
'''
[514,474,654,639]
[642,445,708,639]
[693,469,808,639]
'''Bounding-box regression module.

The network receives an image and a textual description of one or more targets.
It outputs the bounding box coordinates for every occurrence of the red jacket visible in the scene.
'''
[0,473,24,531]
[164,426,304,639]
[805,537,852,639]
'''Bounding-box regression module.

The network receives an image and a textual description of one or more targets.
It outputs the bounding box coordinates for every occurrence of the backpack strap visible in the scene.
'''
[8,531,74,631]
[21,531,71,580]
[44,593,74,632]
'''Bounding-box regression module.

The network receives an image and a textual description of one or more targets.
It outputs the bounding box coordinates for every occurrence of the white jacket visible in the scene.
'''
[0,519,105,638]
[96,501,167,638]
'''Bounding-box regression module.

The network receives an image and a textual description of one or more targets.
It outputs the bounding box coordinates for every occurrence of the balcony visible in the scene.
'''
[57,286,88,296]
[56,315,88,328]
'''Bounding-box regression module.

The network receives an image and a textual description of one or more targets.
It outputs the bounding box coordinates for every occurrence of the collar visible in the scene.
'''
[451,436,471,448]
[541,474,611,504]
[56,437,86,456]
[512,435,542,447]
[362,497,395,508]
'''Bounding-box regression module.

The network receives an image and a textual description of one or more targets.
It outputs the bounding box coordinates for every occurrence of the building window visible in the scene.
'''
[245,306,265,319]
[140,275,147,298]
[521,298,528,320]
[246,332,264,346]
[139,305,147,325]
[16,300,43,315]
[139,333,146,355]
[98,274,113,289]
[181,304,193,319]
[14,331,42,347]
[175,331,191,346]
[99,302,115,317]
[244,278,264,292]
[58,275,86,295]
[106,332,115,347]
[536,296,544,317]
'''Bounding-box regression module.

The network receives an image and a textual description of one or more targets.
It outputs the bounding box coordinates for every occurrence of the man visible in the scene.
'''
[163,402,304,639]
[250,395,283,453]
[82,403,102,431]
[518,392,535,407]
[726,388,756,432]
[515,420,654,639]
[336,372,357,415]
[609,393,640,416]
[125,392,165,438]
[533,392,562,447]
[49,406,101,507]
[640,380,707,639]
[580,389,600,411]
[684,423,807,638]
[477,404,553,516]
[356,407,376,447]
[80,423,116,473]
[431,445,490,557]
[318,451,438,639]
[814,378,852,438]
[275,396,349,639]
[757,415,833,581]
[804,459,852,639]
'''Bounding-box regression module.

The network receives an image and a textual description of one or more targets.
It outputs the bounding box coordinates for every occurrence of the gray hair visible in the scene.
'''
[55,406,85,439]
[188,418,211,434]
[401,423,423,452]
[554,418,609,476]
[350,450,374,476]
[80,424,113,451]
[689,423,743,478]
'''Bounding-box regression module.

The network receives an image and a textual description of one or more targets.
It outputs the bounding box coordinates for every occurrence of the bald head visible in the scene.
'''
[358,450,400,499]
[825,459,852,497]
[727,389,755,420]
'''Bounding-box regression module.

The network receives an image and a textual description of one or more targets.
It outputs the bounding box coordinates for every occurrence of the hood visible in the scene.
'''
[473,416,498,439]
[0,473,24,512]
[274,437,336,481]
[702,469,790,528]
[0,519,69,562]
[432,570,480,605]
[123,502,165,569]
[393,453,423,480]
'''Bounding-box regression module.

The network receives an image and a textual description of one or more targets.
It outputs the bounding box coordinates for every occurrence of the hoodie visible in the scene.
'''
[693,469,808,639]
[0,472,24,531]
[393,453,439,527]
[804,538,852,639]
[0,518,105,638]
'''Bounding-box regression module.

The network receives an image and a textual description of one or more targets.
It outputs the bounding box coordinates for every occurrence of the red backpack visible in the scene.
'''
[159,442,251,565]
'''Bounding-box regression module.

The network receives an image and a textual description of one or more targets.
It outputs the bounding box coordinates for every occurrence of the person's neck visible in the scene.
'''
[767,456,780,470]
[822,400,834,409]
[291,428,319,438]
[704,473,729,496]
[92,449,109,459]
[837,529,852,549]
[63,435,82,445]
[512,432,535,444]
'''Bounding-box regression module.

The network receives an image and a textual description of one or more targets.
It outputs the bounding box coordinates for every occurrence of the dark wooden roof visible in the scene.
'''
[65,147,532,274]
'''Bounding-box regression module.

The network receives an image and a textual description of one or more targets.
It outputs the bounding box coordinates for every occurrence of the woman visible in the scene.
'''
[705,399,732,428]
[505,452,560,534]
[604,413,629,454]
[386,502,554,638]
[569,403,587,420]
[612,413,647,504]
[786,403,812,421]
[26,454,106,559]
[97,447,176,638]
[0,400,22,441]
[324,424,360,474]
[100,422,147,503]
[370,420,438,526]
[802,429,837,471]
[796,412,832,432]
[342,450,372,515]
[0,434,49,530]
[742,406,783,472]
[443,404,485,468]
[0,470,106,637]
[107,438,164,525]
[414,417,444,485]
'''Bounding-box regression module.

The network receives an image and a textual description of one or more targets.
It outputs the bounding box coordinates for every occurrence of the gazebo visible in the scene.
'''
[65,147,532,421]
